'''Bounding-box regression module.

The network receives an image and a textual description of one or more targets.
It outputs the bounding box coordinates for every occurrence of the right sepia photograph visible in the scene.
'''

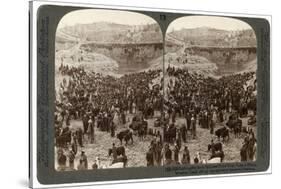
[164,16,257,164]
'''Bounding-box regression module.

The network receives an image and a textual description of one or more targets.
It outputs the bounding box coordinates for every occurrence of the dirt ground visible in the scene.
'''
[55,113,256,170]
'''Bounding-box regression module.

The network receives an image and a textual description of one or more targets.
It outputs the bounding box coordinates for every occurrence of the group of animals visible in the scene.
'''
[215,113,252,142]
[116,112,251,146]
[55,112,254,168]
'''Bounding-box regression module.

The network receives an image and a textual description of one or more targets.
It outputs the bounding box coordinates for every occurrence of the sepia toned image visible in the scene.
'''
[54,11,257,172]
[164,16,257,164]
[28,1,272,186]
[54,9,164,171]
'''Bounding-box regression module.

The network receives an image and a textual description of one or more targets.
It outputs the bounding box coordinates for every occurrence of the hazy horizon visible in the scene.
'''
[167,16,253,33]
[57,9,157,29]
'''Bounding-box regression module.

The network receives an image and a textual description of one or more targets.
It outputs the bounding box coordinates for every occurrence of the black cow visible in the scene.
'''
[129,120,148,139]
[215,127,229,142]
[226,115,242,131]
[208,142,222,152]
[117,129,133,145]
[108,146,126,157]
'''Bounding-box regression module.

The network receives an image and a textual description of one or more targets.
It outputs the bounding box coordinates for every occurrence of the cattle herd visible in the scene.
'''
[55,63,257,171]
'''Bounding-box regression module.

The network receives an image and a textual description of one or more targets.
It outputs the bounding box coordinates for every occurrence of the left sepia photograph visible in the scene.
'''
[54,9,164,171]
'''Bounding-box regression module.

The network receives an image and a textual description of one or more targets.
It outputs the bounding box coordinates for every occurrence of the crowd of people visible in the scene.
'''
[55,62,257,171]
[165,65,256,118]
[162,66,256,162]
[55,63,163,170]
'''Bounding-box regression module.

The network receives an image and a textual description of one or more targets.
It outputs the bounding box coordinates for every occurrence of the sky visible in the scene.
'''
[57,9,157,29]
[58,10,253,34]
[167,16,253,33]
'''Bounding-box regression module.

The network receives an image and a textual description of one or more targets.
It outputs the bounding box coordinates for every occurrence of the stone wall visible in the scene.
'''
[183,46,256,65]
[80,42,163,72]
